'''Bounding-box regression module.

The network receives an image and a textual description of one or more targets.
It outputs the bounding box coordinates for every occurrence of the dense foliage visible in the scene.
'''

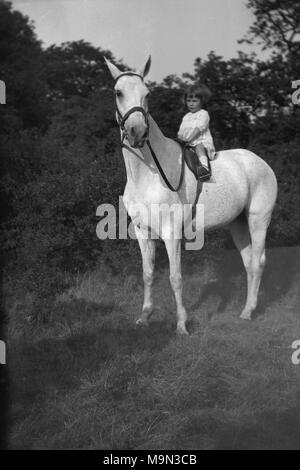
[1,0,299,318]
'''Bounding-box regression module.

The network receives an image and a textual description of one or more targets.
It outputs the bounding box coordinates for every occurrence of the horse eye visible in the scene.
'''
[115,89,122,98]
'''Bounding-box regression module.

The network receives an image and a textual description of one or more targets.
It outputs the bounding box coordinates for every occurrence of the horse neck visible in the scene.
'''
[145,115,180,180]
[122,114,169,183]
[147,115,167,150]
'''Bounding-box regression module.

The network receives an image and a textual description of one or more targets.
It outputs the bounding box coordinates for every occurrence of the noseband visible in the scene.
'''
[114,72,184,193]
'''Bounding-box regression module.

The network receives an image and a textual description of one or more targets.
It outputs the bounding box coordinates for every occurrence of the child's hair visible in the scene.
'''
[183,84,212,107]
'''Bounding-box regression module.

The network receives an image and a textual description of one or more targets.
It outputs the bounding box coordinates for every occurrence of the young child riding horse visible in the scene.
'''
[177,85,215,181]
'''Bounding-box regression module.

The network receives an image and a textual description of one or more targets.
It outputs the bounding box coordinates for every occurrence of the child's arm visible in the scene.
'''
[178,127,201,143]
[178,111,210,143]
[196,110,210,133]
[186,127,201,142]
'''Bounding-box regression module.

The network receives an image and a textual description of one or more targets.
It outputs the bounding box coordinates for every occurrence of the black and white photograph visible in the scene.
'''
[1,0,300,452]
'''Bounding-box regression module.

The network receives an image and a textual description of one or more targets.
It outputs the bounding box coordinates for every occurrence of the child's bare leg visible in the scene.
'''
[194,144,211,180]
[195,144,209,168]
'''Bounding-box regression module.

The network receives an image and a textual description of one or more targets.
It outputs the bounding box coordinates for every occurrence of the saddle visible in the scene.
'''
[175,140,212,182]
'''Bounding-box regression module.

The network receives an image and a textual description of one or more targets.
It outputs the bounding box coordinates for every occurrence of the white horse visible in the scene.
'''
[105,57,278,335]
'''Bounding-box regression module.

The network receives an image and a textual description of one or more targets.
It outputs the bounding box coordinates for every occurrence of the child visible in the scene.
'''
[177,85,215,181]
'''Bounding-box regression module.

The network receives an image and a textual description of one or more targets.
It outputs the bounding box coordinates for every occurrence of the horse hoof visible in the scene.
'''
[176,325,189,335]
[240,311,252,320]
[136,318,149,327]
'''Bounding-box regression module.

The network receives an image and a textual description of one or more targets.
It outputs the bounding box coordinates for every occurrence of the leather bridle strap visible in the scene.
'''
[116,106,149,133]
[146,140,185,193]
[114,73,149,133]
[114,72,144,86]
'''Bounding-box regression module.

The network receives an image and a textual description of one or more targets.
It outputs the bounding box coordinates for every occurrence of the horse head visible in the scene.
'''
[105,56,151,148]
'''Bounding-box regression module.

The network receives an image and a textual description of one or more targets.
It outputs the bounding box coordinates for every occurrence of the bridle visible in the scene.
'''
[114,73,149,142]
[114,72,184,192]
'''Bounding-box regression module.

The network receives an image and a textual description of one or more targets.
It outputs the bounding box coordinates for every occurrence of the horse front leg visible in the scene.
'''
[163,237,188,335]
[135,225,156,327]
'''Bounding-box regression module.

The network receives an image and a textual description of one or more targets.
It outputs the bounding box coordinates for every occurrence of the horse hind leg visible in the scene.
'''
[241,211,270,319]
[229,215,253,319]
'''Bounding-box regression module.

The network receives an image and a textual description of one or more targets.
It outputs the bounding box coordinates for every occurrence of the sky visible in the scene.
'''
[11,0,262,82]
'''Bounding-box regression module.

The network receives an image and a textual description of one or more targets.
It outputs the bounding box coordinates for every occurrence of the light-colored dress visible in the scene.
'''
[178,109,215,159]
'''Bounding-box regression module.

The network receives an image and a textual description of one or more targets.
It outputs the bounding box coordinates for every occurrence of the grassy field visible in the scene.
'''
[7,246,300,449]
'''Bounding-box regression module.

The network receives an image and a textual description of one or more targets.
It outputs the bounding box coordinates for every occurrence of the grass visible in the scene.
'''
[6,246,300,449]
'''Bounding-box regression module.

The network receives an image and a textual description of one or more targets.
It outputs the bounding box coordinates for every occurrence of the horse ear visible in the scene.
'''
[104,57,122,80]
[139,56,151,78]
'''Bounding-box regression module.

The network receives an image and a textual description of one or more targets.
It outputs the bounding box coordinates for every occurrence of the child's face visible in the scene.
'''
[186,95,202,113]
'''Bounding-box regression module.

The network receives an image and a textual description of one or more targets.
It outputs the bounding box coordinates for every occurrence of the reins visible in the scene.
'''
[146,140,185,192]
[115,73,185,193]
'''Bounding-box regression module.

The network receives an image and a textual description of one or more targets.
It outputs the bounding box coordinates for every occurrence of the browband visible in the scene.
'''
[114,72,144,86]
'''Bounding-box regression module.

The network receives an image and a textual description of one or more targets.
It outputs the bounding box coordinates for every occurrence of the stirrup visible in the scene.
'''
[197,166,211,182]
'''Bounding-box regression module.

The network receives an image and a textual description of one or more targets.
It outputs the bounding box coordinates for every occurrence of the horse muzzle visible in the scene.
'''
[117,104,149,148]
[126,126,148,148]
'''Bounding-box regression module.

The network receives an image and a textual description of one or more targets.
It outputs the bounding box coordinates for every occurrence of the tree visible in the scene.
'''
[240,0,300,65]
[0,0,49,128]
[44,41,126,100]
[148,75,187,138]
